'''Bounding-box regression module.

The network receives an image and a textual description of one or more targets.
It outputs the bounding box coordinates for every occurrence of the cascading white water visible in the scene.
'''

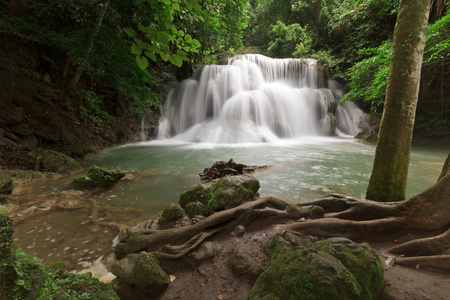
[157,54,369,143]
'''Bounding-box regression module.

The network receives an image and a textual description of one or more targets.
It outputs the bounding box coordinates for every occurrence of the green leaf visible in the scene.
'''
[160,52,170,62]
[131,43,141,55]
[178,30,185,37]
[136,55,149,70]
[170,54,183,67]
[172,2,180,11]
[138,24,147,33]
[123,28,136,38]
[192,38,201,48]
[15,279,25,286]
[157,31,170,44]
[184,34,192,43]
[145,51,157,61]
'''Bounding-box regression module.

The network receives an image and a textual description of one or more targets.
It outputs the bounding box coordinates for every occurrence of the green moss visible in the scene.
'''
[248,249,362,300]
[160,203,185,223]
[71,166,125,187]
[111,252,169,296]
[40,150,82,173]
[179,185,209,208]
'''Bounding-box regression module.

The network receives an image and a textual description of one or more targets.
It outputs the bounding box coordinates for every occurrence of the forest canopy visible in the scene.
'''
[1,0,449,135]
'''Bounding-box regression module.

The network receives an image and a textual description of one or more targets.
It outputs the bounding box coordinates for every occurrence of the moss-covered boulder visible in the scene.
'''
[71,166,125,187]
[248,238,385,300]
[111,251,169,297]
[185,201,209,218]
[179,175,260,216]
[313,237,385,299]
[40,149,82,173]
[160,203,185,223]
[0,174,14,194]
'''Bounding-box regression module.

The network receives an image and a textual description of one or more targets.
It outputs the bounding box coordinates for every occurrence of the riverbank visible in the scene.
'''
[2,162,449,299]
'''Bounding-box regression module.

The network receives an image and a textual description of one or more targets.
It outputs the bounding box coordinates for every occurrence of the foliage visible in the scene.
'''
[123,0,204,69]
[268,21,311,58]
[343,40,392,114]
[424,9,450,66]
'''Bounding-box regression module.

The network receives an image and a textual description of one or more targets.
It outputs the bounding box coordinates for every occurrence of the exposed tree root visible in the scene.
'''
[389,227,450,256]
[395,255,450,271]
[114,196,323,257]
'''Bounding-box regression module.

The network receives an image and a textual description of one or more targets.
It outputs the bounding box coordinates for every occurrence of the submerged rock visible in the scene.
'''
[248,237,385,300]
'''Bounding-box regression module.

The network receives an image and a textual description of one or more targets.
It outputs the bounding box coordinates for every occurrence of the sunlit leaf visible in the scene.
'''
[136,55,149,70]
[160,52,170,62]
[184,34,192,43]
[170,54,183,67]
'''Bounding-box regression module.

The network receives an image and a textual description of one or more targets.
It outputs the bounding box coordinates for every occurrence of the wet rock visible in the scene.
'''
[184,201,209,218]
[71,166,125,187]
[111,251,170,297]
[179,175,260,215]
[249,237,385,300]
[199,158,266,181]
[355,131,378,143]
[160,203,185,223]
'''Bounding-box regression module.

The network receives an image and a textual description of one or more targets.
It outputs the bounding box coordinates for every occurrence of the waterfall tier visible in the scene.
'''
[157,54,369,143]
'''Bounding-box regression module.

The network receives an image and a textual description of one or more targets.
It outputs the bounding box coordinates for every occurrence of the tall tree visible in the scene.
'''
[366,0,431,202]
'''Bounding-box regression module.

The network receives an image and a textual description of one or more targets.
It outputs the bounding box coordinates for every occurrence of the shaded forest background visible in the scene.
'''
[0,0,449,169]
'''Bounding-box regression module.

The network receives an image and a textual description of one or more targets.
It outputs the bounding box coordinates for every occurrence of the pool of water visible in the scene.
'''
[12,137,448,271]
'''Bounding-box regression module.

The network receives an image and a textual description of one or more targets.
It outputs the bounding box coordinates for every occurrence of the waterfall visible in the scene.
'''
[157,54,369,143]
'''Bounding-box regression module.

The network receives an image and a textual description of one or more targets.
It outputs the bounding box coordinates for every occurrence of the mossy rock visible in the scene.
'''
[40,149,82,173]
[355,131,377,144]
[184,201,209,217]
[207,175,260,211]
[313,237,385,299]
[111,251,169,297]
[160,203,185,223]
[0,174,14,194]
[249,238,385,300]
[179,184,211,208]
[71,166,125,187]
[179,175,260,214]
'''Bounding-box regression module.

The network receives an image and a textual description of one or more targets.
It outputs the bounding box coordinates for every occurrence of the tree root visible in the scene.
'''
[389,227,450,256]
[395,255,450,271]
[278,217,406,239]
[298,193,403,220]
[114,196,323,257]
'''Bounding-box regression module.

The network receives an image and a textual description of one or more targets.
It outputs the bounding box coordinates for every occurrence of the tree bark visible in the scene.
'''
[366,0,431,202]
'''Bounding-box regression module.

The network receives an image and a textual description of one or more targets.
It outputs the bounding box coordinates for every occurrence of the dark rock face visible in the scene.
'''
[248,237,385,300]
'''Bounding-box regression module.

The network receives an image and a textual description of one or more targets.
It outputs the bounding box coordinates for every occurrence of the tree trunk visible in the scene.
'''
[58,1,109,103]
[366,0,431,202]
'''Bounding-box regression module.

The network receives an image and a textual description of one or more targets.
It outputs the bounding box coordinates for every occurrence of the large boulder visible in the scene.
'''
[248,237,385,300]
[40,149,82,173]
[179,175,260,216]
[111,251,170,297]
